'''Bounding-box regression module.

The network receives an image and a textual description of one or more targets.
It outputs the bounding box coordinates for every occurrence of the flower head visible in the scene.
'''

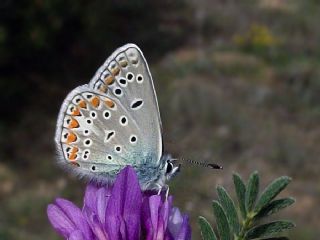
[47,166,191,240]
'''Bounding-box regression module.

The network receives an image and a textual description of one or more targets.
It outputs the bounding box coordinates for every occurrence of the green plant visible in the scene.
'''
[198,171,295,240]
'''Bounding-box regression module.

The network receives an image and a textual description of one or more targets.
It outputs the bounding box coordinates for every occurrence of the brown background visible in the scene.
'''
[0,0,319,239]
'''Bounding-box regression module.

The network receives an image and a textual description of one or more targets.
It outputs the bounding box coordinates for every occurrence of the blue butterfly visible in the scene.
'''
[55,44,179,191]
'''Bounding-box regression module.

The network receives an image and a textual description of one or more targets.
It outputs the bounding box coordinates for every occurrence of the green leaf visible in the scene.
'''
[245,220,295,239]
[255,176,292,212]
[254,197,295,220]
[212,201,231,240]
[198,216,217,240]
[233,173,247,219]
[245,171,260,213]
[217,186,240,235]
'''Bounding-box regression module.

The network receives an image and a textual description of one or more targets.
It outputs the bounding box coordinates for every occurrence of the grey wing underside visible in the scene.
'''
[55,44,163,182]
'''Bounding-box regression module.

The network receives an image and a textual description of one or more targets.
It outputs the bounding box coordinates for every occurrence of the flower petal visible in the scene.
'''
[161,196,173,231]
[122,167,142,239]
[168,207,184,238]
[87,212,109,240]
[175,215,191,240]
[97,187,110,225]
[47,203,76,238]
[55,198,93,239]
[84,183,99,211]
[68,230,85,240]
[149,195,161,235]
[105,166,142,240]
[141,197,154,240]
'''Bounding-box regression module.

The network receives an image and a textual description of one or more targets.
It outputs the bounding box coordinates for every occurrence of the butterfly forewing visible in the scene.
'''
[55,44,163,180]
[89,44,162,162]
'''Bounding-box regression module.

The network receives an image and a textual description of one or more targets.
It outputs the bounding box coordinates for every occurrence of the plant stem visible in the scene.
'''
[237,212,255,240]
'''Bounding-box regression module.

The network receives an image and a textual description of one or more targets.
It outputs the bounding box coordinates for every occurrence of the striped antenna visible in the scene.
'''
[176,158,223,170]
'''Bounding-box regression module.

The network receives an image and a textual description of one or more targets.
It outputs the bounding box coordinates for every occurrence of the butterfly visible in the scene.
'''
[55,44,180,191]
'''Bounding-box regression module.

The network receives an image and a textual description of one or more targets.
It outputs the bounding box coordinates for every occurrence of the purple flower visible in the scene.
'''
[47,166,191,240]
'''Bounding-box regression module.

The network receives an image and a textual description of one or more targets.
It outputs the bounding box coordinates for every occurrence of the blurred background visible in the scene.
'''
[1,0,319,239]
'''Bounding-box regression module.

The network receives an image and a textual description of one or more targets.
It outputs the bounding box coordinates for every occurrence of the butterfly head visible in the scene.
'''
[161,154,181,181]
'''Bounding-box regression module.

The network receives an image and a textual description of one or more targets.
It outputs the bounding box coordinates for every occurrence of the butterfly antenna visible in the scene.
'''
[176,157,223,170]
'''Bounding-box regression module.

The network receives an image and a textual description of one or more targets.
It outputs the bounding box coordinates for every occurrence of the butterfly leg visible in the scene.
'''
[164,185,170,199]
[156,184,170,199]
[156,183,162,195]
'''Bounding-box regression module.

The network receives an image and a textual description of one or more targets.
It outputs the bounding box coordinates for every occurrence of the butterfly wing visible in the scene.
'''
[89,44,163,161]
[55,44,163,182]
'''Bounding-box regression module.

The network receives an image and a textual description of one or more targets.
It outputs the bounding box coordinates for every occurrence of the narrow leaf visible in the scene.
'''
[212,201,231,240]
[245,171,260,212]
[217,186,240,235]
[246,220,295,239]
[233,173,247,219]
[254,197,295,220]
[255,176,292,212]
[198,216,217,240]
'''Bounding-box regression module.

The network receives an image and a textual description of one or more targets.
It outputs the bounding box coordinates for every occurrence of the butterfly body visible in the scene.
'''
[55,44,179,190]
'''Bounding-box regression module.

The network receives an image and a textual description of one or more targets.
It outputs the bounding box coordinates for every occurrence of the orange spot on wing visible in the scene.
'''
[66,132,77,144]
[104,75,115,85]
[91,96,100,108]
[105,98,115,108]
[68,118,79,128]
[98,84,108,93]
[68,147,78,160]
[71,107,81,116]
[78,100,87,109]
[111,66,120,76]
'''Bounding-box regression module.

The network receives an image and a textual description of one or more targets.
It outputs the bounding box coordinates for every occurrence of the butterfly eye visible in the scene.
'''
[106,155,112,160]
[91,165,96,171]
[166,161,173,174]
[136,74,144,83]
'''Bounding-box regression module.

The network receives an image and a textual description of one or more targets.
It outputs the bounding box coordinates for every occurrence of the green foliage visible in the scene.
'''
[245,221,295,239]
[254,177,291,212]
[212,201,231,240]
[199,217,218,240]
[198,171,295,240]
[217,186,240,235]
[245,171,259,213]
[233,174,247,219]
